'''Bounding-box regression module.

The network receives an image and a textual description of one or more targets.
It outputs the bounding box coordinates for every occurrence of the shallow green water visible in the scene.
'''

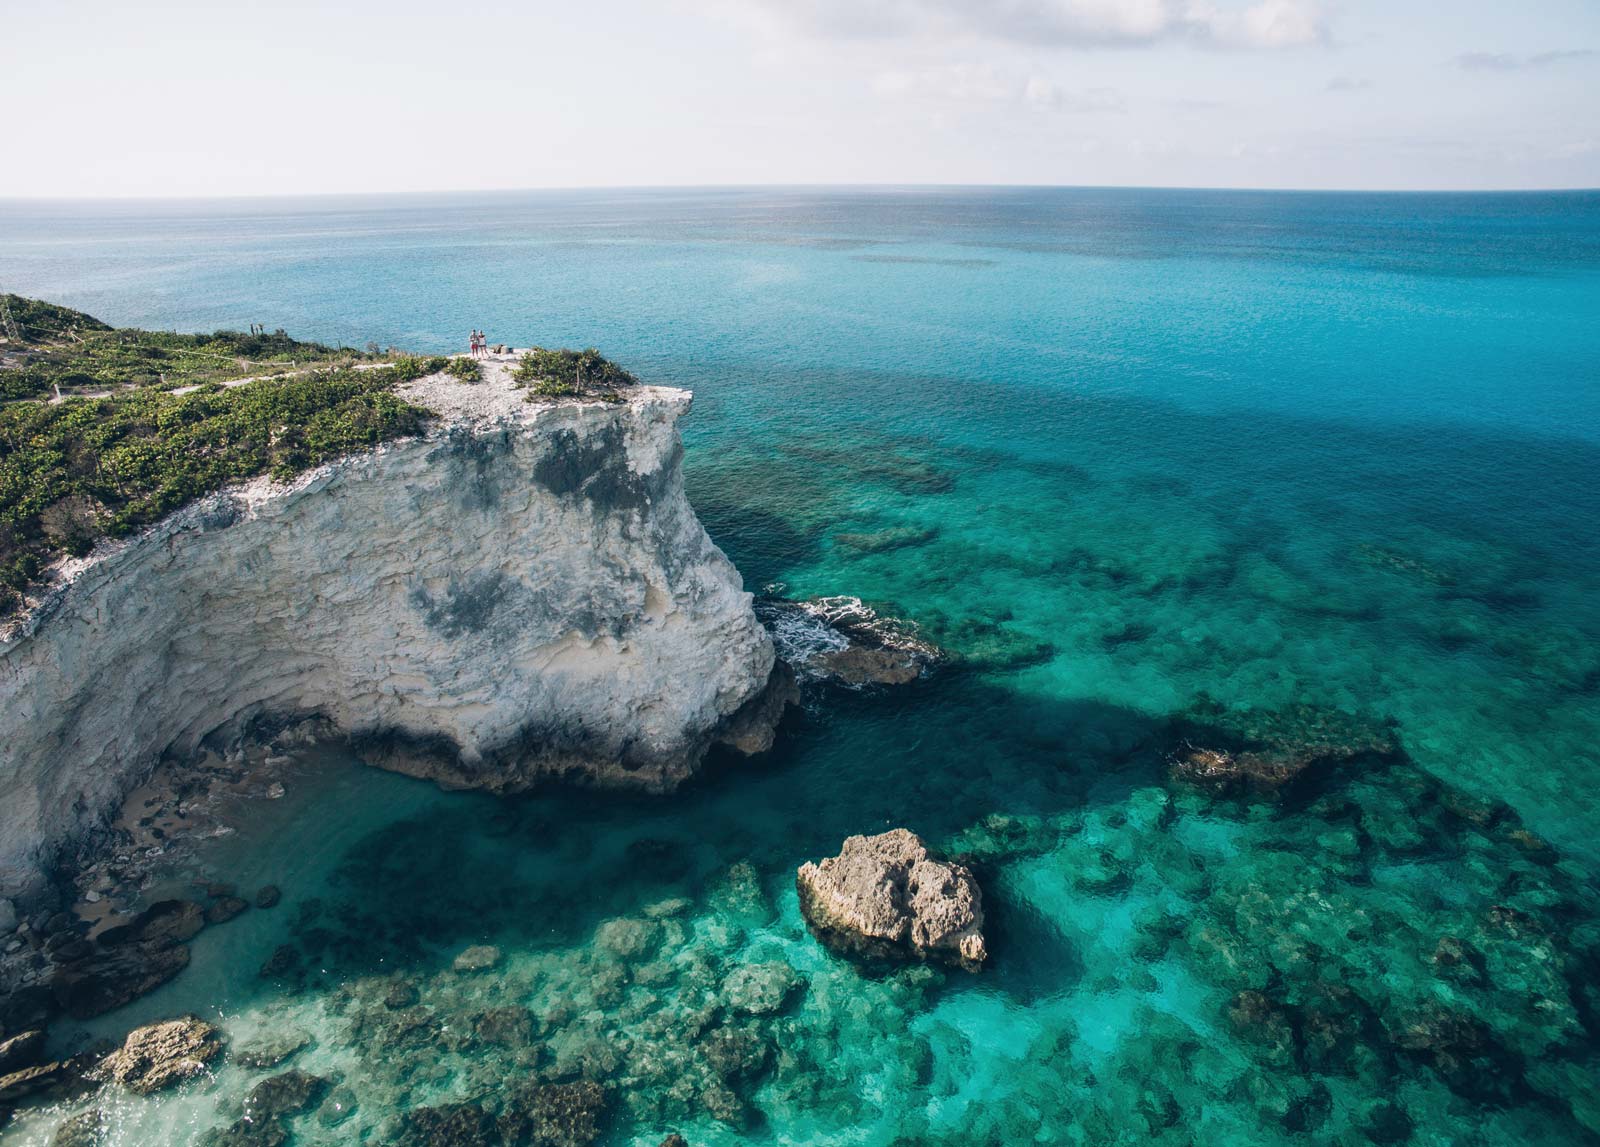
[2,188,1598,1144]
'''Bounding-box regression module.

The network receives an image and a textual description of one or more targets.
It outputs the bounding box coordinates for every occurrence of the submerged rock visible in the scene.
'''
[98,1016,222,1093]
[205,895,249,925]
[1167,699,1401,800]
[234,1029,311,1069]
[759,596,940,687]
[254,886,282,910]
[497,1080,607,1147]
[453,944,502,973]
[720,961,803,1015]
[797,829,987,970]
[243,1069,330,1121]
[48,1109,104,1147]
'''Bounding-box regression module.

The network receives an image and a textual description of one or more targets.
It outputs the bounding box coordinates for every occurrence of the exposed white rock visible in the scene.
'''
[0,374,784,899]
[797,828,987,970]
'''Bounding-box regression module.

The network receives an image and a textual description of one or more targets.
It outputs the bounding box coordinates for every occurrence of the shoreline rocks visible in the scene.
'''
[797,829,987,970]
[758,596,941,687]
[98,1017,222,1094]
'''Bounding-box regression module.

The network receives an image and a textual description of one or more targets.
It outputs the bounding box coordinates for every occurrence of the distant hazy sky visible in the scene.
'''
[3,0,1596,195]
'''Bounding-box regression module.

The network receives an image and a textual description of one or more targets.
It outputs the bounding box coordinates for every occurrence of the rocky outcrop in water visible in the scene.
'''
[797,829,987,970]
[758,596,939,687]
[97,1016,221,1093]
[0,382,786,901]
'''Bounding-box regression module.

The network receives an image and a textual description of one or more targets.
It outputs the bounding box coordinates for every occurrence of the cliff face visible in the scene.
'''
[0,377,781,900]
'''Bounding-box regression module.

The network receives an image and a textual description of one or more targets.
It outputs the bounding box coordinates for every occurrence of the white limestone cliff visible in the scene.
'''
[0,366,787,900]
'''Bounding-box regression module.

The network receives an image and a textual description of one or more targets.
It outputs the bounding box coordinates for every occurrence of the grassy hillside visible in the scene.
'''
[0,298,430,618]
[0,295,372,403]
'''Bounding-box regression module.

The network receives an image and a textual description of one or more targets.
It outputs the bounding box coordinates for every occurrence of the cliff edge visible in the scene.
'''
[0,362,783,900]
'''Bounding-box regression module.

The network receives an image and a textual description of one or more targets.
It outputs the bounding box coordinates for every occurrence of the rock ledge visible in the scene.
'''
[797,829,986,970]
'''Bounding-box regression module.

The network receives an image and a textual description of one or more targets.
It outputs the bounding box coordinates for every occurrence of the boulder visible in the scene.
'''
[52,943,191,1020]
[48,1109,105,1147]
[99,1017,222,1094]
[496,1081,606,1147]
[0,1030,46,1074]
[0,898,16,935]
[797,829,987,969]
[0,1058,84,1104]
[720,961,803,1015]
[452,945,502,973]
[204,896,249,925]
[254,886,282,910]
[243,1070,329,1121]
[234,1029,311,1069]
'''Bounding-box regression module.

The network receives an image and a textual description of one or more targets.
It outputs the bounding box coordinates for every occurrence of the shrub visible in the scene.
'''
[0,368,428,617]
[512,347,635,397]
[445,357,481,383]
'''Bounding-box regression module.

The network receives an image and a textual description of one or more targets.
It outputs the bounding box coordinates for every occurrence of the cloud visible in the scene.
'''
[1023,77,1127,112]
[873,63,1125,111]
[1455,48,1594,72]
[739,0,1329,50]
[1325,75,1371,92]
[874,62,1014,101]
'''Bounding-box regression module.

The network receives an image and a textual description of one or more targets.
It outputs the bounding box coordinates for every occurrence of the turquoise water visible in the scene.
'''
[2,188,1599,1145]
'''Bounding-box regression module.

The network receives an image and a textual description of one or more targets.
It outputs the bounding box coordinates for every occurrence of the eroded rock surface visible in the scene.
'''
[0,385,787,901]
[98,1016,222,1094]
[759,596,939,687]
[797,829,987,969]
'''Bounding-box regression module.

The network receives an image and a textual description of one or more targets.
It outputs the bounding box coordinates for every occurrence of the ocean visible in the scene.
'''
[2,187,1598,1145]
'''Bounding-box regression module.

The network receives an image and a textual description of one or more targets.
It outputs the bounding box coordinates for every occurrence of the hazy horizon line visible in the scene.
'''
[3,180,1598,205]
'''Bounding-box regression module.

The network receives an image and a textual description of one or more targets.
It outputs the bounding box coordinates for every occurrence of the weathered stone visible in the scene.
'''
[205,896,249,925]
[497,1081,606,1147]
[720,961,803,1015]
[51,942,191,1020]
[253,885,282,910]
[259,945,297,979]
[452,944,502,973]
[473,1006,533,1047]
[99,1017,222,1094]
[234,1029,311,1069]
[243,1070,329,1121]
[398,1100,494,1147]
[317,1085,359,1128]
[0,1030,46,1074]
[48,1108,104,1147]
[797,829,987,969]
[0,386,786,903]
[0,1059,82,1103]
[98,899,205,948]
[384,980,420,1010]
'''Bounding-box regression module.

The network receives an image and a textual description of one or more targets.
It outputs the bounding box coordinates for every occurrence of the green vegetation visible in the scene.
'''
[0,369,428,616]
[0,296,641,617]
[0,294,378,403]
[445,356,482,382]
[512,347,635,401]
[388,355,451,382]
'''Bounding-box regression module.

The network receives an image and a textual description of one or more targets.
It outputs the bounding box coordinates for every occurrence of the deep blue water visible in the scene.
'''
[2,188,1599,1145]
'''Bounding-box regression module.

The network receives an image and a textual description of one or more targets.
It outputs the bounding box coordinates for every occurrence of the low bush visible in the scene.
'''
[0,369,428,617]
[445,357,481,382]
[512,347,635,398]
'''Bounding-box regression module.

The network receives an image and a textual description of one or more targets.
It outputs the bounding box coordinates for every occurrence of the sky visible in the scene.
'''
[1,0,1596,196]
